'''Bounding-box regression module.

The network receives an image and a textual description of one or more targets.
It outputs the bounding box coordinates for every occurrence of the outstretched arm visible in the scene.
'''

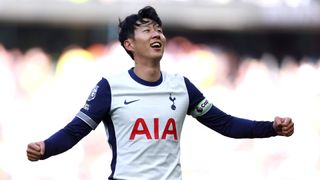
[196,104,280,138]
[27,78,111,161]
[198,106,294,138]
[26,117,92,161]
[184,76,294,138]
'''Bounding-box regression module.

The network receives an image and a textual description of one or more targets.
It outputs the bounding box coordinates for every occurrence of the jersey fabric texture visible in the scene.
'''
[42,68,277,180]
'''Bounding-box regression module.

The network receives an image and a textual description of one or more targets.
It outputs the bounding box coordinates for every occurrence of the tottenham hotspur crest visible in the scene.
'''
[87,85,99,101]
[169,93,176,110]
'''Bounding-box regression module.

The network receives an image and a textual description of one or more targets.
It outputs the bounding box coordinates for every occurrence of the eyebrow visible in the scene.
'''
[136,20,161,28]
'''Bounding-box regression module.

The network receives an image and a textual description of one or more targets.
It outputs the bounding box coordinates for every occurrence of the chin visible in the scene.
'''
[154,55,163,61]
[150,53,163,61]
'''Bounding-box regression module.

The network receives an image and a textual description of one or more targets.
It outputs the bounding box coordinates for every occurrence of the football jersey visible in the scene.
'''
[42,68,277,179]
[76,68,208,180]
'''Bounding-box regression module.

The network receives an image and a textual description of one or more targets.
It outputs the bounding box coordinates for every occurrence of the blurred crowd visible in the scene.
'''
[0,37,319,180]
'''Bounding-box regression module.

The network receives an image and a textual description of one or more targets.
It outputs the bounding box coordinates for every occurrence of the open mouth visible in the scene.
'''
[150,42,162,48]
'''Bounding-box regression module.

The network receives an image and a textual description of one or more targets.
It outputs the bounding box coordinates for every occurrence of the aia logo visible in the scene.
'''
[130,118,178,140]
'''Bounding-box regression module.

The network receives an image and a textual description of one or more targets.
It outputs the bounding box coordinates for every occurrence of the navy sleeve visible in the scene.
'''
[41,117,92,159]
[184,77,277,138]
[184,77,205,115]
[41,78,111,159]
[197,106,277,138]
[77,78,111,129]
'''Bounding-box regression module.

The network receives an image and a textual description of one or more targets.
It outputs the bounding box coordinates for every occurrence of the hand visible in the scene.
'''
[273,116,294,137]
[26,141,45,161]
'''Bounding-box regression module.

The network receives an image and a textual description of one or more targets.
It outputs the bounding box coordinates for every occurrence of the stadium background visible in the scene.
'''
[0,0,320,179]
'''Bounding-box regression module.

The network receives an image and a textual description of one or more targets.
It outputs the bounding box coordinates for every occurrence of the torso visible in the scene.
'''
[104,69,190,180]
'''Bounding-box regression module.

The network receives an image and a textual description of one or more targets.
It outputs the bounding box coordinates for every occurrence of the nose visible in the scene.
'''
[151,29,160,39]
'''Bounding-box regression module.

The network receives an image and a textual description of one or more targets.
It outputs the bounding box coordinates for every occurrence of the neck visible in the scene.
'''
[133,63,161,82]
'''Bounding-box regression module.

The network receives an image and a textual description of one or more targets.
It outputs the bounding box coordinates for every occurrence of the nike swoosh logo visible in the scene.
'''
[124,99,140,105]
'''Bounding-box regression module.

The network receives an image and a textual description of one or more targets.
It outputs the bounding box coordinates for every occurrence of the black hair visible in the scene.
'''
[118,6,162,60]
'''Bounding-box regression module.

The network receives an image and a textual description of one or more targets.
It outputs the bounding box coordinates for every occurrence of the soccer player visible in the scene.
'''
[26,6,294,180]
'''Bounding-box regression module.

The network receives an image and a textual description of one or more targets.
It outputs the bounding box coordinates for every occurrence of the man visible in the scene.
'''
[27,6,294,180]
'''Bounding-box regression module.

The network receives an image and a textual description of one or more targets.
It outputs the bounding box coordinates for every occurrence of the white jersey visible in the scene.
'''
[44,69,276,180]
[76,68,209,180]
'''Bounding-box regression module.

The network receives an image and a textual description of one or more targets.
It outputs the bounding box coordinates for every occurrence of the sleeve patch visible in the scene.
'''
[190,98,212,118]
[87,85,99,101]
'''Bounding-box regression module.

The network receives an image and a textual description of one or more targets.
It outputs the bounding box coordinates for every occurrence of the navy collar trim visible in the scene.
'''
[128,68,163,86]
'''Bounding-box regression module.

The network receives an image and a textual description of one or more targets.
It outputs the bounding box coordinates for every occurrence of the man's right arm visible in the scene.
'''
[40,117,92,159]
[27,78,111,161]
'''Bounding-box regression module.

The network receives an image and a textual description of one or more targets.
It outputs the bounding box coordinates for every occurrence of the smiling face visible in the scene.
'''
[124,18,166,63]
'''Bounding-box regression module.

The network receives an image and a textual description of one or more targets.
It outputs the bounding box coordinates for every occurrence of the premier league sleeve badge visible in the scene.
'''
[87,85,99,101]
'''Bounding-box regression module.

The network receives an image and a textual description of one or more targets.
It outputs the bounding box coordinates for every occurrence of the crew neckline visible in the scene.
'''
[128,68,163,86]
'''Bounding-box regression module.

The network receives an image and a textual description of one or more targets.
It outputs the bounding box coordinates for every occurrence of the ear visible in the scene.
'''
[124,39,134,52]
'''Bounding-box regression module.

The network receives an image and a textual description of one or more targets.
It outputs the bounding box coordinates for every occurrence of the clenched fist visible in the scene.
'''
[273,117,294,137]
[26,141,45,161]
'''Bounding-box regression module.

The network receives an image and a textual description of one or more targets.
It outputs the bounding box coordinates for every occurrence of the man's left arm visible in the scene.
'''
[194,104,294,138]
[184,77,294,138]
